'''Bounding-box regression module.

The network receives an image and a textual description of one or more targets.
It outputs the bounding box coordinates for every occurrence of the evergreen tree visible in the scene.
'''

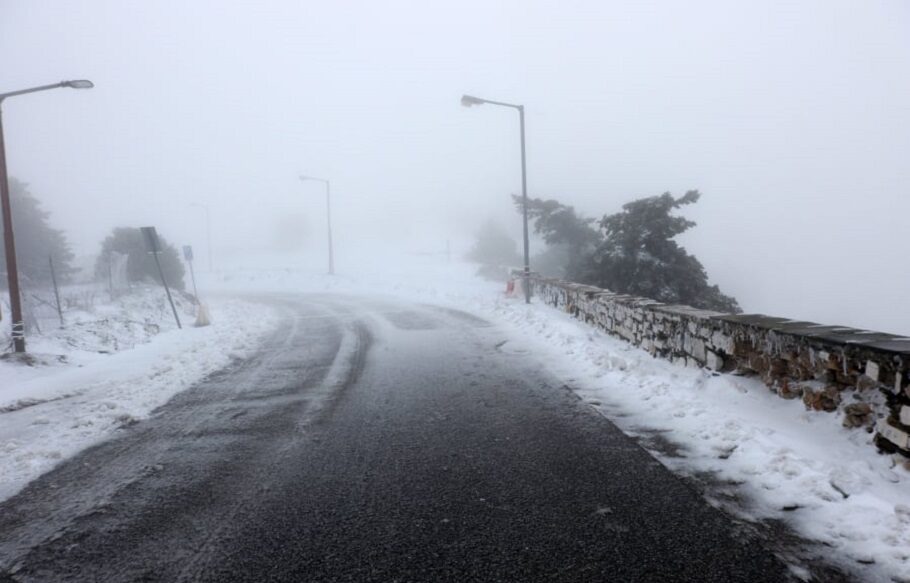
[95,227,185,290]
[0,178,77,286]
[530,243,571,278]
[592,190,740,312]
[520,190,741,313]
[515,195,599,281]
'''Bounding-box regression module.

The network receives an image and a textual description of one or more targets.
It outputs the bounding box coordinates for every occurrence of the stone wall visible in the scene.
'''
[531,277,910,458]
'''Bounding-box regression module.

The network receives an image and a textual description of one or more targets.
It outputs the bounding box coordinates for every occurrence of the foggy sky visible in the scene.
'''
[2,1,909,333]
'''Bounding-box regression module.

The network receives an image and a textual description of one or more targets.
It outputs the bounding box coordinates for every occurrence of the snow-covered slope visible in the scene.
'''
[0,285,278,502]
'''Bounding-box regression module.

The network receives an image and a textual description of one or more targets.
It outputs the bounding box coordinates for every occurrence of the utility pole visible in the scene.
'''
[461,94,532,303]
[0,103,24,351]
[189,203,213,272]
[0,79,93,352]
[183,245,199,305]
[299,175,335,275]
[49,255,63,327]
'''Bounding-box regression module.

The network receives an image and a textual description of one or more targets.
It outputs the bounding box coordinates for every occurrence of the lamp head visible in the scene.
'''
[461,94,485,108]
[63,80,94,89]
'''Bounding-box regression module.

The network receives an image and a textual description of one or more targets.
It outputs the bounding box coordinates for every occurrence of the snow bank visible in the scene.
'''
[492,302,910,582]
[0,285,279,502]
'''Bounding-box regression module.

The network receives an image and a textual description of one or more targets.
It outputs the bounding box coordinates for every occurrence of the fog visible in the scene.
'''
[2,1,909,332]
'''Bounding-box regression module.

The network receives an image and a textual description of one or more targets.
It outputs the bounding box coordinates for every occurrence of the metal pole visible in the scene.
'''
[188,258,199,306]
[108,253,114,300]
[518,105,531,304]
[152,251,181,329]
[205,206,212,272]
[0,104,25,352]
[326,181,334,275]
[49,255,63,327]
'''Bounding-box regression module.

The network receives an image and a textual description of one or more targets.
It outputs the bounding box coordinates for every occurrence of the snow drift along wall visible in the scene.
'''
[531,277,910,458]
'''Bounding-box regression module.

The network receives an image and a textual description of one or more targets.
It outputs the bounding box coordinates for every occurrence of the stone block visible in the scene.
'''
[733,338,754,357]
[748,352,770,373]
[803,386,841,412]
[705,350,724,371]
[685,336,707,362]
[769,358,788,377]
[709,330,734,354]
[865,360,881,382]
[877,419,910,450]
[901,406,910,427]
[856,374,879,391]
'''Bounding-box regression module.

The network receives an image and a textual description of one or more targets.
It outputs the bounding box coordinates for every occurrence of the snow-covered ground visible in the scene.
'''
[0,284,279,502]
[207,256,910,582]
[2,254,908,580]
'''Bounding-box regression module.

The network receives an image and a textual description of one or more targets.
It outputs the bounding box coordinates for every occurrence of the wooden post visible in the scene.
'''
[49,255,64,327]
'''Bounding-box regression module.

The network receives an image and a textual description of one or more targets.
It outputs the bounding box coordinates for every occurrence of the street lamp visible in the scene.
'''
[461,93,532,304]
[299,175,335,275]
[0,80,94,353]
[189,202,213,272]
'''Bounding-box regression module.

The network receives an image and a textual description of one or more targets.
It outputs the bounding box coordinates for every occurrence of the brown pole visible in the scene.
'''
[0,103,25,352]
[49,255,64,328]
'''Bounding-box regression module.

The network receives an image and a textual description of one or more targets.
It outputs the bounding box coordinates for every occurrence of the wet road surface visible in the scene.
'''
[0,294,797,582]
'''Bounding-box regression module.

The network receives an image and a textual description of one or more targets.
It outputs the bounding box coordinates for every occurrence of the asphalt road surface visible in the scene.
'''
[0,294,804,582]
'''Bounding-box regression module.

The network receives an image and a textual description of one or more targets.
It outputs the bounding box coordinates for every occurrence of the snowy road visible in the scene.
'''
[0,294,802,582]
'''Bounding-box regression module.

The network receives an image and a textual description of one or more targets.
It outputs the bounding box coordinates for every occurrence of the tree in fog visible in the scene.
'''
[466,219,522,280]
[515,195,599,281]
[0,178,76,286]
[530,243,571,278]
[522,190,741,313]
[95,227,185,290]
[592,191,740,312]
[466,219,521,266]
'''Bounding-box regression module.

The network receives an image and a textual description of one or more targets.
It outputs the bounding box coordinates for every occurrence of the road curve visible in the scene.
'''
[0,294,797,582]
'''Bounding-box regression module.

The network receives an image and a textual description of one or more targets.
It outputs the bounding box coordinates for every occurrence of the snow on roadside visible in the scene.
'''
[490,301,910,582]
[0,286,279,502]
[206,261,910,582]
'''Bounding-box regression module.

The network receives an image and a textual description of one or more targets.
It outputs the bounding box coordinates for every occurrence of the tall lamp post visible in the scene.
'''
[0,80,94,353]
[189,202,213,272]
[299,175,334,275]
[461,94,531,304]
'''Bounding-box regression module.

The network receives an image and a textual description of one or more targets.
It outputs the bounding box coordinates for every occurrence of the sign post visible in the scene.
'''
[182,245,199,306]
[141,226,181,329]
